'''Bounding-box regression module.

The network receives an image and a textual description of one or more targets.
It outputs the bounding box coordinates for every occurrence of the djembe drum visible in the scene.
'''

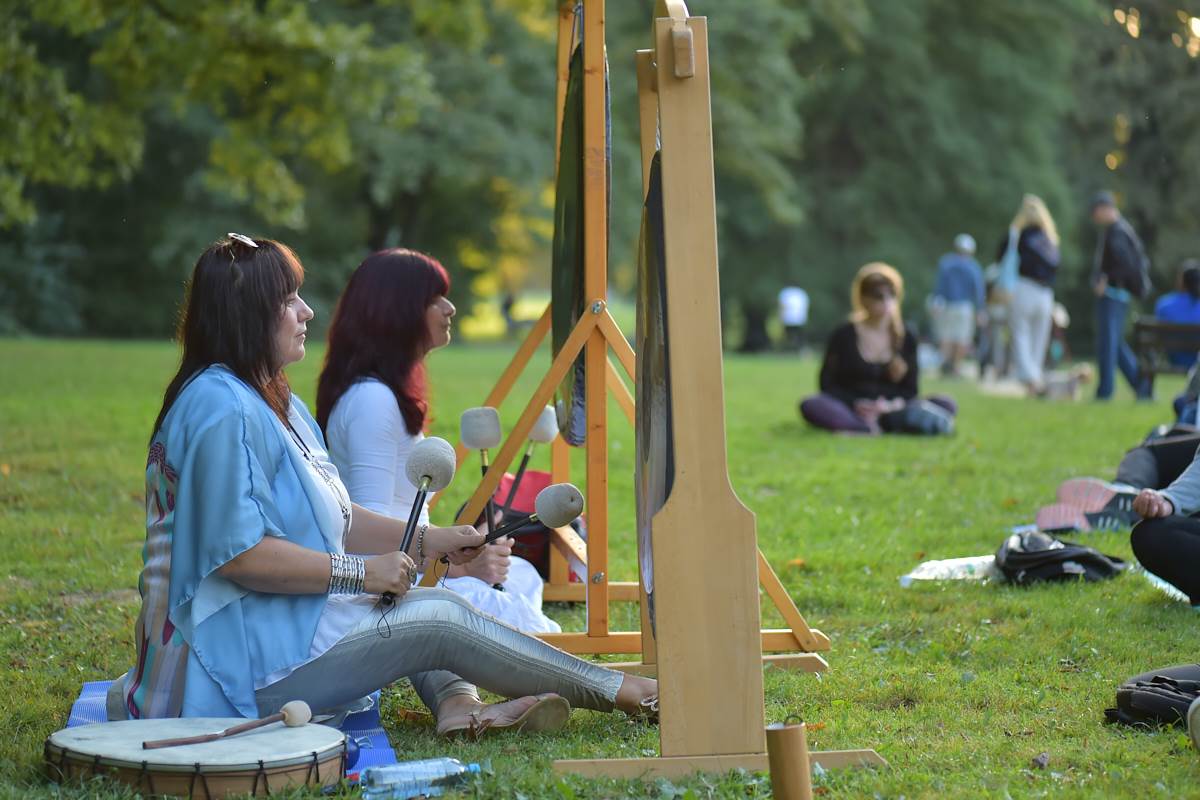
[45,717,346,798]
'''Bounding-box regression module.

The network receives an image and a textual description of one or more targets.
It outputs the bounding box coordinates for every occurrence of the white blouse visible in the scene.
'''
[326,379,561,634]
[325,379,430,525]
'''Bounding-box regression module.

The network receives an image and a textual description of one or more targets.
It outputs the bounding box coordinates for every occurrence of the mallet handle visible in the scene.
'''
[480,459,505,591]
[142,712,284,750]
[483,512,542,545]
[499,444,536,517]
[382,479,430,607]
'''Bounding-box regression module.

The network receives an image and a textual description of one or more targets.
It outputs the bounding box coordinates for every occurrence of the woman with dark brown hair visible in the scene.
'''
[317,249,557,632]
[111,235,657,738]
[800,262,956,434]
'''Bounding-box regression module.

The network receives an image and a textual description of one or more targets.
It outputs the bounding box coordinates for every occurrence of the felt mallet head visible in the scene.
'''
[529,405,558,444]
[404,437,457,491]
[460,407,502,451]
[280,700,312,727]
[534,483,584,528]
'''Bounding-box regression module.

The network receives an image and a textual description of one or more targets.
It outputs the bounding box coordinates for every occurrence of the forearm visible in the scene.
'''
[349,505,488,564]
[346,502,412,556]
[216,536,332,594]
[1161,457,1200,516]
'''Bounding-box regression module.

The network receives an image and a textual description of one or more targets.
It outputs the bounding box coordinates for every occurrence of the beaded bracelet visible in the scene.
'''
[415,523,429,568]
[329,553,366,594]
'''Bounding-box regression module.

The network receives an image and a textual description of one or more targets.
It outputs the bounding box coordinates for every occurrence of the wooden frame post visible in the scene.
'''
[552,0,884,778]
[424,0,836,675]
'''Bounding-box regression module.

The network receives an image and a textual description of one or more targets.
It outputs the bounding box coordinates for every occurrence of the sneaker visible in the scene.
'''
[1036,503,1088,533]
[1035,502,1131,533]
[1189,696,1200,753]
[1055,478,1139,526]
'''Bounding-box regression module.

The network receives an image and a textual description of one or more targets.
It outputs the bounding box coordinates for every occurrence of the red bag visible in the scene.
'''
[492,470,584,581]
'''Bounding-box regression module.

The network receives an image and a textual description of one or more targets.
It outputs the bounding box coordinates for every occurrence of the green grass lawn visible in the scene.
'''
[2,337,1198,798]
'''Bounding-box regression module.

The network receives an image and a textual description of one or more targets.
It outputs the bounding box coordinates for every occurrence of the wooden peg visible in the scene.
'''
[766,719,813,800]
[671,25,694,78]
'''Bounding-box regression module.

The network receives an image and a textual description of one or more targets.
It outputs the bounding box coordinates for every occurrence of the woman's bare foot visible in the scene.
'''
[615,674,658,719]
[434,693,570,739]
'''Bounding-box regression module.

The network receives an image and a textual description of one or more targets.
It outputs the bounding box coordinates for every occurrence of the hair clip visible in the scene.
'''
[227,232,258,248]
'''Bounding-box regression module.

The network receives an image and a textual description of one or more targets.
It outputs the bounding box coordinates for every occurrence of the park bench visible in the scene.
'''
[1133,317,1200,392]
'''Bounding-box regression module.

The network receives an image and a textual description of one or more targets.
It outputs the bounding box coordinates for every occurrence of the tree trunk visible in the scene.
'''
[738,303,772,353]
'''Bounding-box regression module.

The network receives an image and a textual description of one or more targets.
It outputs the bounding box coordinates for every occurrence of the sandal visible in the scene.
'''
[627,694,659,724]
[436,693,570,740]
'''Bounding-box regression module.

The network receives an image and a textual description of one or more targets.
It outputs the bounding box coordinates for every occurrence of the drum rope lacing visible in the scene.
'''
[47,740,343,798]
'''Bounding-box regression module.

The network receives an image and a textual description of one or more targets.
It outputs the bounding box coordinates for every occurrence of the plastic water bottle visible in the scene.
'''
[360,757,481,799]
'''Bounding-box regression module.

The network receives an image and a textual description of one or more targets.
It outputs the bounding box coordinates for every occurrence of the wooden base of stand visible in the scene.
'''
[552,748,888,778]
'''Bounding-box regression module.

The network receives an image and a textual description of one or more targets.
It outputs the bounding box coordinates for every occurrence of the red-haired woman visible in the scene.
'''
[800,263,956,435]
[317,249,559,633]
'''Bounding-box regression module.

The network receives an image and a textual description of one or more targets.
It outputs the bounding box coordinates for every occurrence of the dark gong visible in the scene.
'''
[634,151,673,636]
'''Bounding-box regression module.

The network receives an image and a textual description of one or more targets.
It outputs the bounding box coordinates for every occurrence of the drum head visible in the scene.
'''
[46,718,345,772]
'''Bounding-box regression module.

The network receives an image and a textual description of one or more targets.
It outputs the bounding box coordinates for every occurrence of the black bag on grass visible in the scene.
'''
[878,399,954,436]
[994,530,1126,585]
[1103,664,1200,728]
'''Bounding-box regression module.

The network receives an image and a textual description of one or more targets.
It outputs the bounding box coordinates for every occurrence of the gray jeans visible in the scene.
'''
[254,588,623,718]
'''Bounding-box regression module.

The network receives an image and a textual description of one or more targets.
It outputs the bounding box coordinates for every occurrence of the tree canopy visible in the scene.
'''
[2,0,1198,350]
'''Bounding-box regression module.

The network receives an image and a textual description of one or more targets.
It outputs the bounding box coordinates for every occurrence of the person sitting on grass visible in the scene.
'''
[1154,259,1200,370]
[1036,358,1200,532]
[1129,451,1200,607]
[316,248,558,634]
[109,234,657,737]
[799,262,956,435]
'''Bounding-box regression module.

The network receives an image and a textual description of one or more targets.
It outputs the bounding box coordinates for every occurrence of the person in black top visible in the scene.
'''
[800,262,956,434]
[997,194,1061,395]
[1090,190,1151,400]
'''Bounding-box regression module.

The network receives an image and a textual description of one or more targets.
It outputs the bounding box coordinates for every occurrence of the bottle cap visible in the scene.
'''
[467,763,482,773]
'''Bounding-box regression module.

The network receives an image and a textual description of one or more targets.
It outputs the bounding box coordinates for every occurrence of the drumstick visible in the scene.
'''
[142,701,312,750]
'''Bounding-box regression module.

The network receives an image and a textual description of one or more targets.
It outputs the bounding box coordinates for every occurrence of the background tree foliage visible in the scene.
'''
[2,0,1199,350]
[0,0,554,334]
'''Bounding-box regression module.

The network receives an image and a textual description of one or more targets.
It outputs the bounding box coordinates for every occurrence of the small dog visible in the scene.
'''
[1042,364,1094,400]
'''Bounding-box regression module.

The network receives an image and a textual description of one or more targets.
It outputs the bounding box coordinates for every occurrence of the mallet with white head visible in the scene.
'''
[483,483,584,544]
[500,405,558,517]
[380,436,456,607]
[142,701,312,750]
[460,407,506,589]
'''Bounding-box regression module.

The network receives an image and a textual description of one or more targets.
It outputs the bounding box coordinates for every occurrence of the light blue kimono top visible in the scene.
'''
[121,365,342,718]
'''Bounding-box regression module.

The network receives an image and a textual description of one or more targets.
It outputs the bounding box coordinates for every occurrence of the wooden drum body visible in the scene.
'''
[45,718,346,798]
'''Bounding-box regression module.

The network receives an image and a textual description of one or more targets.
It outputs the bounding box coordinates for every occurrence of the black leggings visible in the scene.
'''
[1131,516,1200,604]
[1115,432,1200,490]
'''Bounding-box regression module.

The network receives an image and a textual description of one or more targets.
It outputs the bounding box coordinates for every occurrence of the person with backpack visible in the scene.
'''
[996,195,1061,396]
[1090,191,1153,400]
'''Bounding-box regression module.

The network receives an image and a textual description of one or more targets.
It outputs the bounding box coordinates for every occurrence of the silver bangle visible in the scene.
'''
[329,553,365,594]
[415,523,429,568]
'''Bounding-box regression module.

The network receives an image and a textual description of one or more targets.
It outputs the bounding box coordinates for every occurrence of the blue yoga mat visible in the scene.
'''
[66,681,399,776]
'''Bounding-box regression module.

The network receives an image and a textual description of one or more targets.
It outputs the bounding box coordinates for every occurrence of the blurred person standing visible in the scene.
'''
[1090,190,1152,400]
[931,233,984,376]
[998,195,1060,395]
[777,285,809,352]
[1153,260,1200,369]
